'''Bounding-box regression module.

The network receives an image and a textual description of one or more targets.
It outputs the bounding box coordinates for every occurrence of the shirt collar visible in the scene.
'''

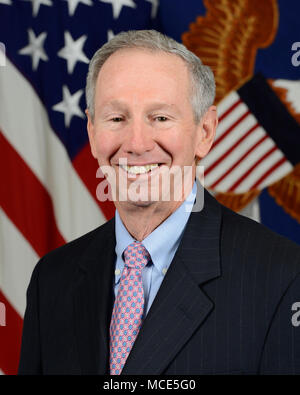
[115,181,197,274]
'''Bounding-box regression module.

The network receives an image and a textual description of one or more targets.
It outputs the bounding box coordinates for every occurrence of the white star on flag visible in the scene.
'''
[63,0,92,16]
[18,29,48,70]
[0,0,12,5]
[99,0,136,19]
[58,31,89,74]
[145,0,159,18]
[23,0,53,17]
[52,85,85,128]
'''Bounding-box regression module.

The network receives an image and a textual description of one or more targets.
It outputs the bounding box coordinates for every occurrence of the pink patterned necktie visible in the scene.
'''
[109,241,151,375]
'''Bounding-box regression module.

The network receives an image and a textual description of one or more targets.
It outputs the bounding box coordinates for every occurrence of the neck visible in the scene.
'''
[114,180,195,241]
[115,200,183,241]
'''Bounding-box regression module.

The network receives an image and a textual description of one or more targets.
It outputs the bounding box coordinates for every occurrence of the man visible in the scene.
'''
[19,30,300,375]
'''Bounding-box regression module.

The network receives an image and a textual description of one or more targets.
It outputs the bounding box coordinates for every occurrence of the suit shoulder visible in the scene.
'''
[217,204,300,319]
[36,218,114,275]
[220,204,300,272]
[222,204,300,252]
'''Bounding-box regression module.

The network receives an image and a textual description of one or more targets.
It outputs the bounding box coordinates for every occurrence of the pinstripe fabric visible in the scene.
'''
[19,190,300,375]
[160,204,300,375]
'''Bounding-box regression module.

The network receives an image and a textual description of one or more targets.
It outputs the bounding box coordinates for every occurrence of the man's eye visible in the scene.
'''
[111,117,123,122]
[155,116,168,122]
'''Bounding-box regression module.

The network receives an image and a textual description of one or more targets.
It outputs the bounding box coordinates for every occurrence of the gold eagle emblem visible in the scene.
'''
[182,0,300,223]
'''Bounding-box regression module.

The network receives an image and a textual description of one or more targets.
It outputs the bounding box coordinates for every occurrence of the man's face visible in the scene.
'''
[87,48,217,208]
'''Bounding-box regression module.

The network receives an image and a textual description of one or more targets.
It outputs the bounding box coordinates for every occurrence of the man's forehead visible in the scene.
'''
[98,47,189,79]
[94,48,192,110]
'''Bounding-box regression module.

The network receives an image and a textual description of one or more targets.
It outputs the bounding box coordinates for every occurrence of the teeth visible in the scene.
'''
[121,164,159,174]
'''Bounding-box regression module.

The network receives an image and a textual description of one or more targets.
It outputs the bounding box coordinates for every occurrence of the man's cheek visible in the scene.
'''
[93,136,115,162]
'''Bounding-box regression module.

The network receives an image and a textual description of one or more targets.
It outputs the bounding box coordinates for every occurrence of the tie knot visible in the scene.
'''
[123,241,151,269]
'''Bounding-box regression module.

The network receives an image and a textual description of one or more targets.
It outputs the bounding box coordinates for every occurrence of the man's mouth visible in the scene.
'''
[119,163,161,175]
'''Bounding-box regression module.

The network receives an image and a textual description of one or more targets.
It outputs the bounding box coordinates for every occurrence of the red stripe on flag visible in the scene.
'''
[0,290,23,375]
[209,135,268,189]
[228,146,278,192]
[0,131,66,257]
[72,142,115,220]
[218,99,242,122]
[249,157,287,190]
[211,110,251,151]
[205,123,259,176]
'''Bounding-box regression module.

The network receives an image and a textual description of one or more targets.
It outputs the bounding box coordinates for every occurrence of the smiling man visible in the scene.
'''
[86,40,216,241]
[19,30,300,375]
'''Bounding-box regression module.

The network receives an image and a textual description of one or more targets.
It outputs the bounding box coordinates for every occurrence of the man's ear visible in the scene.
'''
[195,105,218,160]
[86,109,97,159]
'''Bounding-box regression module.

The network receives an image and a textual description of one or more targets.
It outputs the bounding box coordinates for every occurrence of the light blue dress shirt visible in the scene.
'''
[114,181,197,317]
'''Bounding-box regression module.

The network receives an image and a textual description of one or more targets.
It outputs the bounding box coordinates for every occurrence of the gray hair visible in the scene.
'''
[86,30,215,123]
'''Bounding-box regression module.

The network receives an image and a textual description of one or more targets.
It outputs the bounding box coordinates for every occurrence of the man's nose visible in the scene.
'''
[122,120,155,155]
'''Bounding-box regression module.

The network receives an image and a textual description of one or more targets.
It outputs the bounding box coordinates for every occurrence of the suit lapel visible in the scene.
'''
[73,219,116,374]
[122,189,222,375]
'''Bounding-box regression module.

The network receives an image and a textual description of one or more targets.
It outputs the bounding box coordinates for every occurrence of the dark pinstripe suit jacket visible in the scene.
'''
[19,190,300,375]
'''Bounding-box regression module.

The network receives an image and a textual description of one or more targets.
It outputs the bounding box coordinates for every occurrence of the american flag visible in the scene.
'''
[0,0,159,375]
[1,0,300,376]
[202,75,297,194]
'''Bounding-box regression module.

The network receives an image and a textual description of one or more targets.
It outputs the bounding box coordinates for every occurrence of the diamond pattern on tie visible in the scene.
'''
[109,241,151,375]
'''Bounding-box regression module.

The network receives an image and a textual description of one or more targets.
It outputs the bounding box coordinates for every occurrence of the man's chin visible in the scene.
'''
[117,198,156,211]
[128,199,154,207]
